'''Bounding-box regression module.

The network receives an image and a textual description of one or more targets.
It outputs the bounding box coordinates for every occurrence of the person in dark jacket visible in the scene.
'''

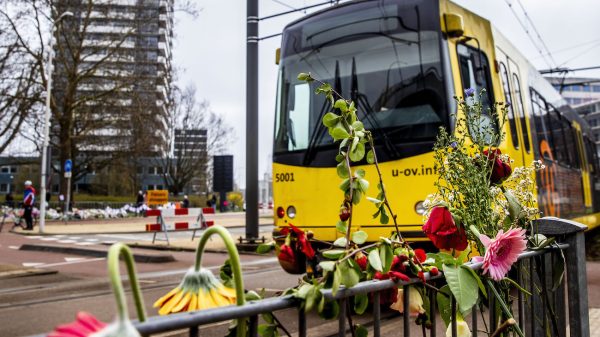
[136,190,144,207]
[23,180,35,230]
[182,195,190,209]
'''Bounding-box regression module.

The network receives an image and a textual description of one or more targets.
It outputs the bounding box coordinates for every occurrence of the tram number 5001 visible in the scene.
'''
[275,173,295,182]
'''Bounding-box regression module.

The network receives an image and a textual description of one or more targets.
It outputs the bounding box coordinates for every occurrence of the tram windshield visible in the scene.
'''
[273,0,449,166]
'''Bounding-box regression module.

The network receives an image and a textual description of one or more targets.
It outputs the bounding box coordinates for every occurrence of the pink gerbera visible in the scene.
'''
[48,312,107,337]
[480,228,527,281]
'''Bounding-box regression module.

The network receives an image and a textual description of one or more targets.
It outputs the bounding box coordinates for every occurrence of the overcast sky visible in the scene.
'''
[173,0,600,189]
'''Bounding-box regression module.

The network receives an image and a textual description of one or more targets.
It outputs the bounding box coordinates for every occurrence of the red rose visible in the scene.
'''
[423,206,468,251]
[390,255,407,272]
[483,149,512,184]
[413,249,426,263]
[355,252,367,271]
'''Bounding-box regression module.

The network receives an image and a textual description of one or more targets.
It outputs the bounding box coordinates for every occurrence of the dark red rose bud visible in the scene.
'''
[430,267,439,276]
[277,244,296,272]
[339,206,351,221]
[413,249,427,263]
[374,271,387,280]
[483,149,512,185]
[355,252,367,271]
[306,231,314,239]
[418,271,426,282]
[423,206,468,251]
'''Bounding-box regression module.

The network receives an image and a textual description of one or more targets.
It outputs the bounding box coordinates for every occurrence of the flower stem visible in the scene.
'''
[194,225,246,337]
[107,243,147,322]
[486,279,524,337]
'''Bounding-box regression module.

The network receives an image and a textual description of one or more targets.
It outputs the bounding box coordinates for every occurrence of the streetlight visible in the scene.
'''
[39,11,73,233]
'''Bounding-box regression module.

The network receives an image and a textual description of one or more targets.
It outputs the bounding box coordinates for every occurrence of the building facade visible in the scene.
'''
[53,0,174,154]
[573,101,600,157]
[546,77,600,107]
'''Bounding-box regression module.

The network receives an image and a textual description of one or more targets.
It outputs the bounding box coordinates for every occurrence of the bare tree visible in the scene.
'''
[0,0,169,195]
[159,83,234,195]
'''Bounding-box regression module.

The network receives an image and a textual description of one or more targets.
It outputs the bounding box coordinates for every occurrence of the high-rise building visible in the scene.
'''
[174,129,208,159]
[546,77,600,107]
[52,0,174,155]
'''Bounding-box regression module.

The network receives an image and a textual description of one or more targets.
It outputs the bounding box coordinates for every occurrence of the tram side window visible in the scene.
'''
[499,62,519,148]
[512,74,531,152]
[547,107,567,164]
[586,137,600,176]
[530,89,555,161]
[562,119,579,168]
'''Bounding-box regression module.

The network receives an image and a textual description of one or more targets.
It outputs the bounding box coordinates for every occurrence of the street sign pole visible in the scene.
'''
[64,159,72,221]
[245,0,259,241]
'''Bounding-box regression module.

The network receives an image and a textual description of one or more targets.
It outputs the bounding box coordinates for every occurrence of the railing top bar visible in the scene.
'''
[535,217,588,236]
[134,295,298,334]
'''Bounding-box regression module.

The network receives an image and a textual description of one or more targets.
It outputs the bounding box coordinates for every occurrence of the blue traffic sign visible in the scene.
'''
[64,159,72,173]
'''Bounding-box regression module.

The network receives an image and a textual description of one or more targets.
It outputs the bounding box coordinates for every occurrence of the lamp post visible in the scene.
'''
[39,11,73,233]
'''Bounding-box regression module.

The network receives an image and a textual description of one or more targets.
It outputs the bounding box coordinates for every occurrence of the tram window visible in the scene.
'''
[499,62,519,148]
[287,83,311,150]
[548,108,567,164]
[512,74,531,152]
[457,44,496,144]
[562,119,579,168]
[530,89,555,161]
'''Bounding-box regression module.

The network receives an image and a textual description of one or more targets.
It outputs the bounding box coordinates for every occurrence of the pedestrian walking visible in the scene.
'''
[136,190,144,207]
[181,195,190,209]
[23,180,35,230]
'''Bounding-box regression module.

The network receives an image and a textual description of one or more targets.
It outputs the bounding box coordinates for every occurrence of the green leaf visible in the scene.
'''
[355,169,366,178]
[341,260,360,288]
[334,99,348,112]
[357,178,369,192]
[318,299,339,320]
[331,126,350,141]
[366,149,375,164]
[352,189,362,205]
[305,285,322,312]
[339,178,350,191]
[368,249,383,272]
[443,264,479,313]
[352,121,364,131]
[323,112,340,127]
[349,142,365,162]
[256,243,273,254]
[332,267,342,296]
[315,82,332,95]
[380,244,393,272]
[367,196,382,204]
[504,190,524,222]
[335,154,344,163]
[319,261,336,272]
[336,221,347,234]
[355,324,368,337]
[333,237,347,247]
[436,285,453,327]
[354,293,369,315]
[460,265,487,299]
[297,72,312,82]
[296,284,312,299]
[351,136,359,153]
[552,249,565,291]
[336,162,349,179]
[352,230,368,245]
[380,207,389,224]
[258,324,277,337]
[322,249,346,260]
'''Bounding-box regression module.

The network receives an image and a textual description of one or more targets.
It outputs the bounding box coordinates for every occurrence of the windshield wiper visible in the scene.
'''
[302,61,340,166]
[350,57,400,159]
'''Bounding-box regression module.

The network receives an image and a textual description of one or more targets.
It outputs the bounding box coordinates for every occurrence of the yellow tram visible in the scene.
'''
[271,0,600,255]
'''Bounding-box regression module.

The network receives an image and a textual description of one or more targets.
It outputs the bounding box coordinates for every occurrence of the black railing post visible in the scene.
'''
[536,217,590,337]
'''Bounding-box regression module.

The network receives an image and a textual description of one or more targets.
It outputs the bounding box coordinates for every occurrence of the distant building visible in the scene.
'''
[573,100,600,157]
[174,129,207,159]
[546,77,600,107]
[53,0,174,154]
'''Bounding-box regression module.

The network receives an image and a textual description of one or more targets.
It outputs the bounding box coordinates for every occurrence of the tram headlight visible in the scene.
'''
[277,207,285,218]
[414,201,427,215]
[286,206,296,219]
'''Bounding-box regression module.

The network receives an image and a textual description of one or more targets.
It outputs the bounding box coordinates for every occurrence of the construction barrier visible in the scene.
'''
[144,207,216,244]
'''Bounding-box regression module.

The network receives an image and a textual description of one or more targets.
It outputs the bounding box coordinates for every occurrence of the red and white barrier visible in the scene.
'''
[144,207,217,244]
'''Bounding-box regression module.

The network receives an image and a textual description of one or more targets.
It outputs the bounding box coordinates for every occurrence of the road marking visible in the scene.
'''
[136,257,278,279]
[40,237,58,241]
[8,246,19,250]
[84,238,99,242]
[53,235,66,238]
[57,240,77,243]
[75,242,95,246]
[22,262,45,267]
[64,257,86,262]
[68,237,81,240]
[26,236,42,239]
[35,257,105,268]
[102,241,118,244]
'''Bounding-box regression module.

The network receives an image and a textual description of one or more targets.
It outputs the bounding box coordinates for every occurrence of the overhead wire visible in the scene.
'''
[532,38,600,60]
[515,0,558,68]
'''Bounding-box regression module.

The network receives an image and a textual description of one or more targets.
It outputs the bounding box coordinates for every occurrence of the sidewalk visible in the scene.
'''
[9,212,273,235]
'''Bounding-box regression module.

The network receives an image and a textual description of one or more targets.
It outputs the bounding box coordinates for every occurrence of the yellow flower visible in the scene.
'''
[389,286,425,316]
[446,317,471,337]
[154,268,236,315]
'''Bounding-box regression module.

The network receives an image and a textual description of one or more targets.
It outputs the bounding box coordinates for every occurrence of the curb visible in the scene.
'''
[10,224,275,236]
[0,268,57,280]
[19,243,175,263]
[116,242,267,256]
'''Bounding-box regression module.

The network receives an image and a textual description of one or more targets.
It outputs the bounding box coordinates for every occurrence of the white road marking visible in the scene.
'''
[64,257,86,262]
[136,257,278,279]
[40,237,58,241]
[8,246,19,250]
[57,240,76,243]
[67,237,81,240]
[102,241,118,244]
[25,236,42,239]
[35,257,105,268]
[53,235,66,238]
[75,242,95,246]
[84,238,99,242]
[22,262,45,267]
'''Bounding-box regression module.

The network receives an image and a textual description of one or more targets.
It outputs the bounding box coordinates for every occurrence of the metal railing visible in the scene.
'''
[32,217,588,337]
[130,217,589,337]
